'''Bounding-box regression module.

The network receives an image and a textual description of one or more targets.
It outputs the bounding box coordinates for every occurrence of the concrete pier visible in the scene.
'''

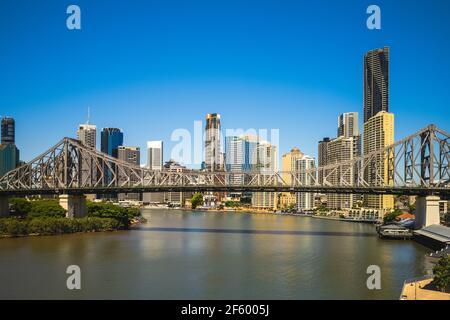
[59,194,87,218]
[415,196,441,229]
[0,196,9,217]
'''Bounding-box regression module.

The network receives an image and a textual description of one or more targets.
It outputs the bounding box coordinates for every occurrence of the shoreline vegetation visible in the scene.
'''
[0,198,145,238]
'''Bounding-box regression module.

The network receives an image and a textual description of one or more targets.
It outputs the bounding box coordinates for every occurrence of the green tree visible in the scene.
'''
[432,255,450,293]
[383,209,402,224]
[9,198,32,217]
[191,193,203,209]
[86,201,134,228]
[28,199,66,218]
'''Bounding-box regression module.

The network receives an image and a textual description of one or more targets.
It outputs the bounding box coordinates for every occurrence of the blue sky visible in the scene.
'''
[1,0,450,166]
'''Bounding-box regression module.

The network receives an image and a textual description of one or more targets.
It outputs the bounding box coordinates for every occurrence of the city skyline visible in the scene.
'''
[1,1,450,166]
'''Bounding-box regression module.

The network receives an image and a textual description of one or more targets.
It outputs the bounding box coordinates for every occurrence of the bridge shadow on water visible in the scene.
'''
[134,227,376,237]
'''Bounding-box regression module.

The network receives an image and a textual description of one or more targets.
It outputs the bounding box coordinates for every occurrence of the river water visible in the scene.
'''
[0,209,431,299]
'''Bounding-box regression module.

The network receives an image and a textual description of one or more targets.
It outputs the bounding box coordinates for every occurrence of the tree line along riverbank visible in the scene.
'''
[0,198,145,237]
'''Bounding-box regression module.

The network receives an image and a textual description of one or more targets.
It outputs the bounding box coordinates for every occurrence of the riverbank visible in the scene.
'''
[0,199,145,238]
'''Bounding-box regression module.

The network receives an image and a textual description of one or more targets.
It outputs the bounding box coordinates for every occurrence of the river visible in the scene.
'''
[0,209,431,299]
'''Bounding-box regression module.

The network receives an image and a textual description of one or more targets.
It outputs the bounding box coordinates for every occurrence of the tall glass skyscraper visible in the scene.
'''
[100,128,123,192]
[101,128,123,158]
[0,116,20,177]
[1,117,15,144]
[364,47,389,123]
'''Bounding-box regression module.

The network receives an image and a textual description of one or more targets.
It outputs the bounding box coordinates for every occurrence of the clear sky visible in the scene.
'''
[1,0,449,167]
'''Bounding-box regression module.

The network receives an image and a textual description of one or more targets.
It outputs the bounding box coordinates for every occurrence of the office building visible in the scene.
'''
[0,143,19,177]
[338,112,359,138]
[363,111,395,211]
[205,113,222,171]
[225,135,259,185]
[100,128,123,198]
[147,140,163,171]
[1,117,15,144]
[101,128,123,158]
[0,116,20,177]
[143,140,164,204]
[296,154,315,211]
[118,146,140,201]
[317,138,330,185]
[280,147,304,209]
[252,141,278,210]
[364,47,389,123]
[326,136,355,209]
[163,160,193,206]
[77,124,97,149]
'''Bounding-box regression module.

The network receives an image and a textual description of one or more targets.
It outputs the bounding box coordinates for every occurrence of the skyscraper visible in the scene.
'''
[338,112,359,138]
[317,138,330,185]
[143,140,164,203]
[1,117,15,144]
[0,116,20,177]
[252,141,278,210]
[280,147,304,209]
[100,128,123,194]
[326,136,355,209]
[296,154,315,211]
[101,128,123,158]
[364,47,389,123]
[205,113,222,171]
[225,135,259,185]
[363,111,395,211]
[147,140,163,171]
[118,146,140,201]
[77,124,97,148]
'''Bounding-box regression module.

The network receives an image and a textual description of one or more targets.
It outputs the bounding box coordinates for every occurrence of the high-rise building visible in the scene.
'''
[100,128,123,196]
[147,140,163,171]
[1,117,15,144]
[363,111,395,211]
[0,116,20,177]
[0,143,20,177]
[252,141,278,210]
[118,146,140,201]
[205,113,222,171]
[317,138,330,185]
[296,154,315,211]
[326,136,355,209]
[280,147,304,209]
[338,112,359,138]
[225,135,259,185]
[77,124,97,148]
[101,128,123,158]
[77,123,97,197]
[319,112,362,210]
[364,47,389,123]
[143,140,164,204]
[162,160,193,206]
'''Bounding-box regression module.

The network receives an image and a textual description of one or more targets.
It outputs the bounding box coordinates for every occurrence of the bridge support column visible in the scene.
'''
[414,196,441,229]
[59,194,87,218]
[0,196,9,217]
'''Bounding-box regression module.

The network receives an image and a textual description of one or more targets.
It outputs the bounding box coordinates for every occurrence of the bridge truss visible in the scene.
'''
[0,125,449,196]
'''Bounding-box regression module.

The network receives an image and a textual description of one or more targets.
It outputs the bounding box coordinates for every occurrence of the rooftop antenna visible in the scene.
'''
[87,107,91,124]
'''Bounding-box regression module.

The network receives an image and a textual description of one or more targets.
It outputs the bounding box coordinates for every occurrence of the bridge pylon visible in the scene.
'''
[59,194,87,218]
[0,196,9,217]
[414,195,441,229]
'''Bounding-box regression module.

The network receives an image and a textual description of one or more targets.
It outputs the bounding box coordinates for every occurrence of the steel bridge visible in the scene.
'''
[0,124,449,226]
[0,124,449,196]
